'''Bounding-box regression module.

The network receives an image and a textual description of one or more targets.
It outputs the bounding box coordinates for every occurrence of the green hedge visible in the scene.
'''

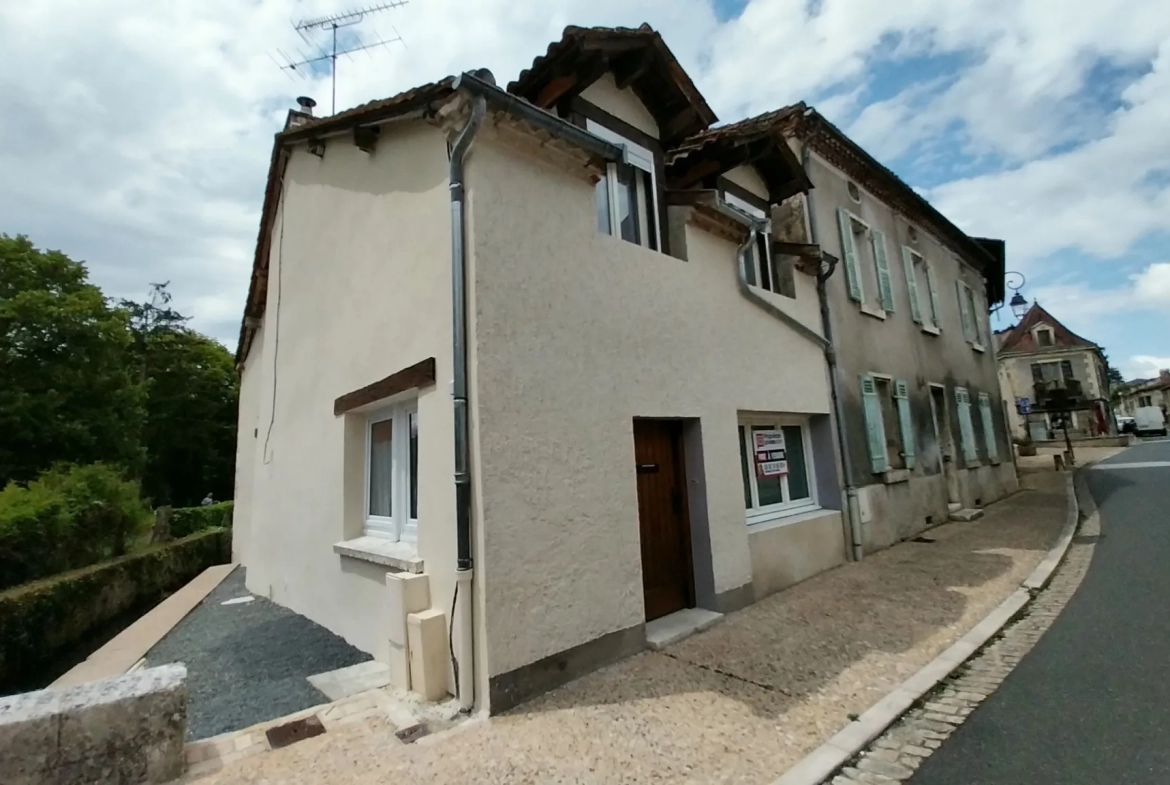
[169,501,233,539]
[0,527,230,689]
[0,463,152,590]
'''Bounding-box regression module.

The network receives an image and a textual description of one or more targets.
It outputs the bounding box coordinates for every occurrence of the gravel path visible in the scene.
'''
[195,469,1069,784]
[146,567,370,740]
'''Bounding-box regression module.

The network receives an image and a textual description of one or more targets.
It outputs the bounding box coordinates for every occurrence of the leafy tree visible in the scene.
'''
[0,235,144,485]
[121,284,238,506]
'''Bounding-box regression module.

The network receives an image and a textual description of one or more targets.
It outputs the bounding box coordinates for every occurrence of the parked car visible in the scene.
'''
[1134,406,1168,437]
[1117,415,1136,434]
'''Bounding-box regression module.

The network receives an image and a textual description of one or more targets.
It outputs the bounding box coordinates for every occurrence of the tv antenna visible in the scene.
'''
[276,2,409,115]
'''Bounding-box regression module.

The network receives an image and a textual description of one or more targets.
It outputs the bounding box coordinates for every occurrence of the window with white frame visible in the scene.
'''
[722,190,783,293]
[587,120,660,251]
[365,402,418,542]
[837,209,894,313]
[956,281,984,348]
[901,247,941,331]
[737,414,818,524]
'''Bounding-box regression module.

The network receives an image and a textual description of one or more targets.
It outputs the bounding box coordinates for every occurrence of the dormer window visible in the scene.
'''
[722,190,790,296]
[588,120,660,251]
[1036,326,1054,347]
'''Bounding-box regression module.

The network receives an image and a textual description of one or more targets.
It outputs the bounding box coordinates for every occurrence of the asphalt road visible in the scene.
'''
[910,438,1170,784]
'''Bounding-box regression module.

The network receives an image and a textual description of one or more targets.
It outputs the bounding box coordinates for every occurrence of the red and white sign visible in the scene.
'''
[753,429,788,478]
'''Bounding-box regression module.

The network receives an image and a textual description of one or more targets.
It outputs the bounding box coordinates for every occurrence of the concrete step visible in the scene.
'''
[949,508,984,523]
[948,502,963,512]
[645,608,724,651]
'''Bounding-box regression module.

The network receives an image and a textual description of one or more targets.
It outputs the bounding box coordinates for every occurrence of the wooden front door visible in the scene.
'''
[633,419,695,621]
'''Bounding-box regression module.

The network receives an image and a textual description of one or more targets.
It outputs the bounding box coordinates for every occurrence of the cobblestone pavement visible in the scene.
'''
[189,470,1068,785]
[829,471,1100,785]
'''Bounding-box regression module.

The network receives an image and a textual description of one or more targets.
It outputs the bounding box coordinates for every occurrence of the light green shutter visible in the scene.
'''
[978,392,999,462]
[957,281,974,342]
[873,230,894,312]
[862,374,888,473]
[956,387,977,463]
[837,209,863,302]
[902,248,922,324]
[925,261,941,330]
[895,379,915,469]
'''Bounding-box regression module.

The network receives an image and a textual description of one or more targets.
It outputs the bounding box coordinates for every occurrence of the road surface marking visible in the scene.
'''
[1091,461,1170,470]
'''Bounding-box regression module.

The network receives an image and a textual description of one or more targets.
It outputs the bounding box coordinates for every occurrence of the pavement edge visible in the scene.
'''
[770,471,1082,785]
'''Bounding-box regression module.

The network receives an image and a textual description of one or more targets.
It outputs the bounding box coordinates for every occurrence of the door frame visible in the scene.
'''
[632,418,696,620]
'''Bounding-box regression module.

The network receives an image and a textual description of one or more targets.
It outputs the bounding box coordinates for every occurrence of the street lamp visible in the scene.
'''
[1009,290,1029,320]
[1005,271,1028,321]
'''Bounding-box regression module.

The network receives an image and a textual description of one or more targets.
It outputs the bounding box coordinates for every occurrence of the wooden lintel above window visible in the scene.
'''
[334,357,436,416]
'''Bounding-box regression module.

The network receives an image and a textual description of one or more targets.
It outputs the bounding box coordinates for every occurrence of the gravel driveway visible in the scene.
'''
[195,469,1069,784]
[146,567,369,740]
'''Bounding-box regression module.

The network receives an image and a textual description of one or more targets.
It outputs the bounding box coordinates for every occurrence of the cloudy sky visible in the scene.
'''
[2,0,1167,377]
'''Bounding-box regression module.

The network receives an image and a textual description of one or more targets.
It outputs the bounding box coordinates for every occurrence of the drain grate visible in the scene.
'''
[266,715,326,749]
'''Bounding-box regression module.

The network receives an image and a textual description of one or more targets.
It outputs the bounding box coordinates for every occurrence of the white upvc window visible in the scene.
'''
[364,402,418,542]
[587,119,660,251]
[737,414,819,525]
[723,191,779,293]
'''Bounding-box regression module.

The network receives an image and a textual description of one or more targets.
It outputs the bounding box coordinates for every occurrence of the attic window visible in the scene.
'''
[847,181,862,203]
[1036,327,1054,347]
[588,119,660,251]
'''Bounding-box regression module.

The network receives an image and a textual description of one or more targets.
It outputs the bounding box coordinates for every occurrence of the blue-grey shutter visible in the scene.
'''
[873,230,894,313]
[957,281,974,342]
[895,379,915,469]
[902,247,922,323]
[837,209,863,302]
[979,392,999,462]
[956,387,977,463]
[925,261,942,330]
[862,374,888,473]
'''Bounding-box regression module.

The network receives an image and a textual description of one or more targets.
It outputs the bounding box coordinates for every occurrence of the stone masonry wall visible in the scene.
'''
[0,663,187,785]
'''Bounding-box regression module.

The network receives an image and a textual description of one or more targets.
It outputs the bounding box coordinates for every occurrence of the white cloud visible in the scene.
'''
[1133,262,1170,309]
[1121,355,1170,380]
[1,0,1168,353]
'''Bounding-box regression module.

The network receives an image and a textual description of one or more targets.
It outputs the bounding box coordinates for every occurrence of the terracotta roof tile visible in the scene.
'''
[667,104,806,164]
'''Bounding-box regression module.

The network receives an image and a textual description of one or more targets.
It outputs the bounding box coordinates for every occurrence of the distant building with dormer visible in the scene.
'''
[995,302,1111,442]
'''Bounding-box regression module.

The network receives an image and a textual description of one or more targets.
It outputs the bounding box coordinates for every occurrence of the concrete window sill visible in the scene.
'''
[972,342,986,353]
[747,507,838,534]
[860,305,887,321]
[964,460,984,470]
[881,469,911,484]
[333,536,423,574]
[921,324,941,336]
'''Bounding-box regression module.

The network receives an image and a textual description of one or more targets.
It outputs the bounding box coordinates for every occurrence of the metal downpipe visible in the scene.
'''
[449,84,486,710]
[802,141,864,561]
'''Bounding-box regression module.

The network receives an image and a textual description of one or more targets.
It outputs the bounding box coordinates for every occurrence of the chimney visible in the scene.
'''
[1160,369,1170,383]
[296,96,317,116]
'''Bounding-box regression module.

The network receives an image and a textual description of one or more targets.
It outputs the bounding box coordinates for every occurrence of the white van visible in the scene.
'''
[1134,406,1168,437]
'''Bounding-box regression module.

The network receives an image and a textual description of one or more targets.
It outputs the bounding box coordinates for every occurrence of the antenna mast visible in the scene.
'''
[278,1,408,115]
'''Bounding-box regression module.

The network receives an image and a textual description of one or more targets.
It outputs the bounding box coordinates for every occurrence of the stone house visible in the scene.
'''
[231,24,1015,715]
[762,113,1017,551]
[1115,370,1170,419]
[996,302,1112,441]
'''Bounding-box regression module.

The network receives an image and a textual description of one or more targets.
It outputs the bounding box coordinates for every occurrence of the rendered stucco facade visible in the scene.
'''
[795,145,1018,551]
[464,90,843,696]
[231,119,470,686]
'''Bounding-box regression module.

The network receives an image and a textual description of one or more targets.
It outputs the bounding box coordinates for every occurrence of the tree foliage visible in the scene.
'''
[0,235,238,508]
[0,235,144,484]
